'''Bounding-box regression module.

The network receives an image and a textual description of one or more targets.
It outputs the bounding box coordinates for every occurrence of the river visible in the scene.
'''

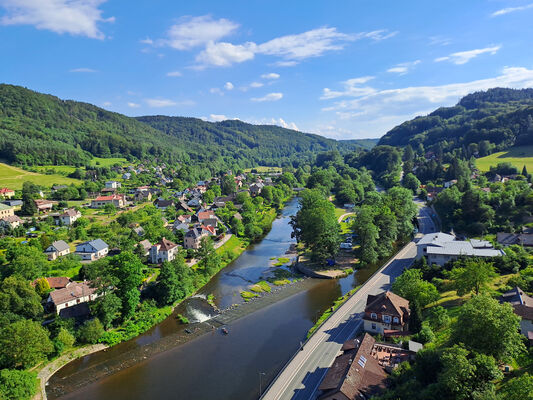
[47,198,377,400]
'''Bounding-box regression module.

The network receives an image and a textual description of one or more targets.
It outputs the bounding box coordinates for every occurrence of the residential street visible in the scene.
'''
[261,205,436,400]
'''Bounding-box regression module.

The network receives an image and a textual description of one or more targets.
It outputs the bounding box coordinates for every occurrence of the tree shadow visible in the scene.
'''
[291,367,329,400]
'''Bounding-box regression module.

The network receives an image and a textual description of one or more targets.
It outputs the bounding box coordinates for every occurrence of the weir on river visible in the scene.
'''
[47,198,374,400]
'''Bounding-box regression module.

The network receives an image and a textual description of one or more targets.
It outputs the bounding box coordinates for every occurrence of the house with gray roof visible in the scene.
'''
[417,232,504,266]
[45,240,70,261]
[75,239,109,261]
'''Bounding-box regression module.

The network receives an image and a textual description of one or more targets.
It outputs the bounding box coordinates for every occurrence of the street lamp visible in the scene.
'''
[259,371,266,397]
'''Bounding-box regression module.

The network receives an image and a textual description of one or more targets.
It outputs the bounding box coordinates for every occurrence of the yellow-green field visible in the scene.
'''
[0,163,81,190]
[476,146,533,172]
[90,157,129,167]
[244,166,282,173]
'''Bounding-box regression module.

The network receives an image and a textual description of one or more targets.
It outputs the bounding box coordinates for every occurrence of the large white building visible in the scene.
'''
[47,281,100,315]
[150,237,179,263]
[417,232,504,266]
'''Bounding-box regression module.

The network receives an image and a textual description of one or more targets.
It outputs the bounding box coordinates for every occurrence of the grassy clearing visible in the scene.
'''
[216,235,245,256]
[32,165,78,175]
[476,146,533,172]
[89,157,129,167]
[243,166,282,173]
[0,162,81,190]
[240,290,260,301]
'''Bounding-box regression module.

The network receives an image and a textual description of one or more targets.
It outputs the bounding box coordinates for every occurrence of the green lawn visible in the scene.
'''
[476,146,533,172]
[243,166,282,173]
[90,157,129,167]
[216,235,244,256]
[32,165,78,175]
[0,162,81,190]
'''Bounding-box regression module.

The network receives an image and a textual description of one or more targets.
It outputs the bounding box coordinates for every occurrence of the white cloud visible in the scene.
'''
[160,15,238,50]
[145,98,177,107]
[210,87,224,95]
[250,82,264,88]
[491,3,533,17]
[320,66,533,138]
[0,0,114,39]
[140,37,153,45]
[166,71,182,77]
[102,101,111,107]
[321,76,376,100]
[209,114,227,122]
[275,117,298,130]
[274,60,298,67]
[428,36,451,46]
[196,41,256,66]
[251,92,283,102]
[224,81,234,90]
[435,45,501,65]
[169,21,397,68]
[127,102,140,108]
[69,67,98,73]
[386,60,420,75]
[261,72,280,80]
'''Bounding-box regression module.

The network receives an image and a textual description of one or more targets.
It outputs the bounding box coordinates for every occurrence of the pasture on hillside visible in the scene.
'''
[476,146,533,172]
[0,163,81,190]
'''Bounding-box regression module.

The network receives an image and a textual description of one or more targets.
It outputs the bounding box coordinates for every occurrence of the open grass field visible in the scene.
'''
[243,166,282,173]
[32,165,78,175]
[0,162,81,190]
[90,157,129,167]
[476,146,533,172]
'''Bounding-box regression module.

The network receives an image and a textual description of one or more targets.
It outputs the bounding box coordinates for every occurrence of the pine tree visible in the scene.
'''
[522,165,528,178]
[409,301,423,334]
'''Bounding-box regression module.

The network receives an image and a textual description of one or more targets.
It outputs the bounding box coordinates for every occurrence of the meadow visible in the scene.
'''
[476,146,533,172]
[0,162,81,190]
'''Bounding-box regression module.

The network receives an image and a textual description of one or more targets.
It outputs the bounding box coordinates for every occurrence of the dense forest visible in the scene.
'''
[379,88,533,153]
[0,84,375,169]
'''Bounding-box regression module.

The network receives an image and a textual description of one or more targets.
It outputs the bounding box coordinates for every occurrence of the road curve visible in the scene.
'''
[261,205,436,400]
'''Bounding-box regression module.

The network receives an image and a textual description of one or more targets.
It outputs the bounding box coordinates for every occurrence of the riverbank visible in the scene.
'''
[45,198,295,399]
[47,278,316,399]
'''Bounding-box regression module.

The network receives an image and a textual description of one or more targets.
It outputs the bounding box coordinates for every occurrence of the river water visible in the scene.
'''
[48,198,376,400]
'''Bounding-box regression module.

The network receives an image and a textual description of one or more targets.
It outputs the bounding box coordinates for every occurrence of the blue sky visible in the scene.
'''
[2,0,533,139]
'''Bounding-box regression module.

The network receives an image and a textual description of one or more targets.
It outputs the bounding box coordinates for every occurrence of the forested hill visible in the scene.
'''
[0,84,375,169]
[378,88,533,152]
[136,116,375,166]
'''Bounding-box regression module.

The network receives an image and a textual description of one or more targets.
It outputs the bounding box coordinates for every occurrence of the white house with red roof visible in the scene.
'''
[150,237,179,263]
[91,194,125,208]
[0,188,15,199]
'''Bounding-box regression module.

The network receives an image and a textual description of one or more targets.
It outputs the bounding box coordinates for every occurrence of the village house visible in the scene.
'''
[2,199,22,208]
[135,189,152,202]
[91,194,125,208]
[363,291,410,335]
[500,286,533,343]
[51,185,67,193]
[133,226,145,237]
[105,180,121,189]
[197,210,216,223]
[150,237,179,263]
[318,334,388,400]
[249,182,264,197]
[184,228,208,249]
[154,198,174,210]
[122,172,132,180]
[417,232,504,266]
[497,232,533,247]
[0,214,23,229]
[47,281,100,315]
[75,239,109,261]
[44,240,70,261]
[0,203,15,219]
[33,276,72,290]
[138,239,152,256]
[187,197,202,208]
[34,199,55,213]
[56,208,81,226]
[0,188,15,199]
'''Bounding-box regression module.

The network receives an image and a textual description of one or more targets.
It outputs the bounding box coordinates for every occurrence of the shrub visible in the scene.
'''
[77,318,104,344]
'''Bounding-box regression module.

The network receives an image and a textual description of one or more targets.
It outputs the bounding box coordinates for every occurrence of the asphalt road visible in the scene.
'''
[261,205,436,400]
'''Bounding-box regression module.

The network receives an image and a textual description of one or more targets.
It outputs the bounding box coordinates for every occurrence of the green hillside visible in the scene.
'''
[379,88,533,153]
[0,84,375,171]
[0,162,81,190]
[475,145,533,172]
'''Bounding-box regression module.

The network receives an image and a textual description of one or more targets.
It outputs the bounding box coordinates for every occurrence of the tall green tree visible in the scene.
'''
[0,320,53,369]
[0,276,43,323]
[452,295,525,361]
[107,252,144,319]
[353,206,379,264]
[451,260,496,296]
[0,369,38,400]
[392,269,440,307]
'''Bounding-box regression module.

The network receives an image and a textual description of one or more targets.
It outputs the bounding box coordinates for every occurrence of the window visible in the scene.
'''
[371,323,377,330]
[393,317,399,324]
[370,312,377,320]
[383,315,391,323]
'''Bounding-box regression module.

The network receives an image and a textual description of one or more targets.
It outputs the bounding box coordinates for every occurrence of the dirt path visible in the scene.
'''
[337,212,355,223]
